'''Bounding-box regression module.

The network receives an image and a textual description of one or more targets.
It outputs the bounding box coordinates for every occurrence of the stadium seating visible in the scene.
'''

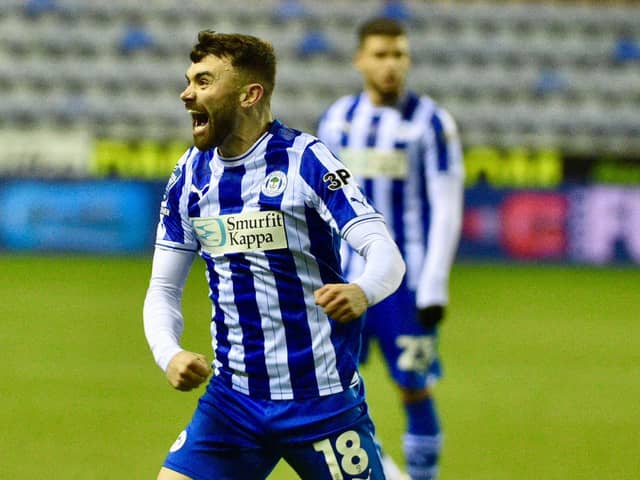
[1,0,638,155]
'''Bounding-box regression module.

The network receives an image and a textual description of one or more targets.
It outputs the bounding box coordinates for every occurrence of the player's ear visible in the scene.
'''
[239,83,264,107]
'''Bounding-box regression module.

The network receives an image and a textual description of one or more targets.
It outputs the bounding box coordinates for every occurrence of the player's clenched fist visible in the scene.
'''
[314,283,368,323]
[166,351,212,391]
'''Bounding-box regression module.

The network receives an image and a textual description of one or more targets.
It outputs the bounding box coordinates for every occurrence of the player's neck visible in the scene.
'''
[218,112,273,158]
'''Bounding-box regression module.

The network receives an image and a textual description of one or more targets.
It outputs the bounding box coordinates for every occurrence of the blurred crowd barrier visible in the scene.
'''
[462,184,640,264]
[1,177,639,265]
[0,180,159,253]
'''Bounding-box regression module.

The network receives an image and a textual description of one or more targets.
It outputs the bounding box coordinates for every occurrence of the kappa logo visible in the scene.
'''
[261,171,287,197]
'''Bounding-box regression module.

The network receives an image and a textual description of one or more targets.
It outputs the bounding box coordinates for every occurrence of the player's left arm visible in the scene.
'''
[303,140,405,322]
[416,108,465,328]
[315,219,405,323]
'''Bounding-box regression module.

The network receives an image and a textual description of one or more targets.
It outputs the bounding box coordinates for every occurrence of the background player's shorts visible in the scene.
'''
[162,376,385,480]
[359,283,442,390]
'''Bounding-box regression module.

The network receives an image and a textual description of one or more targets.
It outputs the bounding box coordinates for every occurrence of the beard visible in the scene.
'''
[192,95,239,151]
[377,89,401,105]
[375,77,403,103]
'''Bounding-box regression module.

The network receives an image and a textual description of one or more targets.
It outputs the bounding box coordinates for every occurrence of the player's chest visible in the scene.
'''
[188,167,300,215]
[343,110,423,146]
[339,116,424,179]
[186,168,302,255]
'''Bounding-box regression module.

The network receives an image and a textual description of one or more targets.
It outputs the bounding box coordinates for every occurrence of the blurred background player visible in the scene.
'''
[143,30,406,480]
[317,17,465,480]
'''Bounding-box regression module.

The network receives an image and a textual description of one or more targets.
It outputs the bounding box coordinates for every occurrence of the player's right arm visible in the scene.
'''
[143,247,212,391]
[143,152,211,391]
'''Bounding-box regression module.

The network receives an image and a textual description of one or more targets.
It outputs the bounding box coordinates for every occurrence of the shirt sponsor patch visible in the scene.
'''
[339,148,408,179]
[192,210,288,255]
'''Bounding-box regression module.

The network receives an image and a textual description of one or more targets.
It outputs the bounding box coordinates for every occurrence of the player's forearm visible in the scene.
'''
[345,220,406,306]
[144,282,185,372]
[416,176,463,307]
[143,248,195,371]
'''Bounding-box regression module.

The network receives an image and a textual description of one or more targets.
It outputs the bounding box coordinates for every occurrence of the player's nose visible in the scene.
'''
[180,84,195,102]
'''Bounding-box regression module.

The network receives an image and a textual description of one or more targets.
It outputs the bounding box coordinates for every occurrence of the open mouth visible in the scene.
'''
[189,111,209,129]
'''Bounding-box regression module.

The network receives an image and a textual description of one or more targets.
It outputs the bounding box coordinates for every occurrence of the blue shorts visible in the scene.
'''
[163,376,385,480]
[360,284,442,390]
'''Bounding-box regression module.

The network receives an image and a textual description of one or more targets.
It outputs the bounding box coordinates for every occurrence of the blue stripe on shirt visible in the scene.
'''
[218,163,269,394]
[162,162,188,243]
[363,113,381,201]
[391,180,406,258]
[203,250,230,378]
[430,111,450,172]
[187,149,213,218]
[416,142,431,245]
[402,92,420,120]
[305,206,342,285]
[340,95,361,147]
[388,95,422,256]
[230,254,269,394]
[299,148,358,231]
[366,114,381,147]
[305,204,356,390]
[395,92,420,149]
[262,129,320,398]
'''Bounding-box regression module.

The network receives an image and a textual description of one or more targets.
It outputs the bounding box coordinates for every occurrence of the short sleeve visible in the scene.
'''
[155,154,199,253]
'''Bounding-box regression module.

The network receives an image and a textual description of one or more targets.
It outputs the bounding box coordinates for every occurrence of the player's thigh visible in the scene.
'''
[162,421,279,480]
[161,383,280,480]
[158,467,192,480]
[282,416,384,479]
[165,446,279,480]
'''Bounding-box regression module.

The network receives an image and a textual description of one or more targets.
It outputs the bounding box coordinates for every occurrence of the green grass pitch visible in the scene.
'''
[1,254,638,479]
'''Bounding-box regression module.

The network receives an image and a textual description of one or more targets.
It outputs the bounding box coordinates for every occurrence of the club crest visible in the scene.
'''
[261,171,287,197]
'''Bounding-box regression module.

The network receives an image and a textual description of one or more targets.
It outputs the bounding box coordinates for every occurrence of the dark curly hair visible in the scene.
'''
[357,18,406,47]
[190,30,276,98]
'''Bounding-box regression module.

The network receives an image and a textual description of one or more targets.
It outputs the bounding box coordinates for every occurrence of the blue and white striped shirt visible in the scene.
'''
[155,120,383,400]
[318,91,464,306]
